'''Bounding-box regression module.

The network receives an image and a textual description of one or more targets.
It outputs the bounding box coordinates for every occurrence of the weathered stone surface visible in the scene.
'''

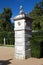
[15,53,25,59]
[25,37,30,42]
[15,45,25,52]
[15,37,25,45]
[25,49,31,58]
[25,45,31,50]
[15,30,25,38]
[25,41,30,45]
[15,45,25,59]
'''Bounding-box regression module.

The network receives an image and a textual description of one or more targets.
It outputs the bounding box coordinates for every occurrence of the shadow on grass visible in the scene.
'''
[0,59,12,65]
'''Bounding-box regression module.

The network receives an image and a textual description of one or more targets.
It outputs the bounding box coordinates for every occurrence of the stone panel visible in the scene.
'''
[25,44,31,50]
[15,45,25,59]
[15,42,25,46]
[25,49,31,58]
[15,19,25,30]
[15,45,25,53]
[15,53,25,59]
[25,41,30,45]
[25,26,32,30]
[25,34,32,37]
[15,37,25,45]
[25,37,30,42]
[15,30,25,38]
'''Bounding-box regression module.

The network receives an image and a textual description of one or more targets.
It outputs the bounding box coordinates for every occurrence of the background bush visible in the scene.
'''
[30,31,43,58]
[0,32,14,45]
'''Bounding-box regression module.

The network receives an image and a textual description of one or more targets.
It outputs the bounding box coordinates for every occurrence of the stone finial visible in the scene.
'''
[20,6,24,14]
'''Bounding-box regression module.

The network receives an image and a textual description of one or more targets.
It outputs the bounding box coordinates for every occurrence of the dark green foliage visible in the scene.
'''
[3,8,12,19]
[30,31,43,58]
[29,0,43,58]
[0,32,14,45]
[0,8,14,45]
[31,40,40,58]
[29,0,43,30]
[6,32,14,45]
[0,8,13,32]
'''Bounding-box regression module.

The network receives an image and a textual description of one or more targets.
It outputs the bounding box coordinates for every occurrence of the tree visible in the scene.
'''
[2,8,12,31]
[0,8,14,45]
[29,0,43,30]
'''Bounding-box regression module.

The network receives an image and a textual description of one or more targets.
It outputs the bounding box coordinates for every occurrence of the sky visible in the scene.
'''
[0,0,41,23]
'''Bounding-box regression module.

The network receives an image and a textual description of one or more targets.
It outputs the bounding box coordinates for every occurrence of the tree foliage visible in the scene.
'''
[0,8,13,32]
[0,8,14,45]
[29,0,43,30]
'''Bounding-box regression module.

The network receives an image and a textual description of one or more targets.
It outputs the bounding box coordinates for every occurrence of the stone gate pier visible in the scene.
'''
[14,6,33,59]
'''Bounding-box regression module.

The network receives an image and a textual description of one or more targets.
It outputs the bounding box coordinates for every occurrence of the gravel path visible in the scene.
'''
[0,47,43,65]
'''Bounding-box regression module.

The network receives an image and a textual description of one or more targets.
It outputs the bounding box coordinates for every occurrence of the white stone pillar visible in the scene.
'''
[14,6,33,59]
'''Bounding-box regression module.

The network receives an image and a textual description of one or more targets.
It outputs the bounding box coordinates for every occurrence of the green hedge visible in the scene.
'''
[31,40,40,58]
[30,31,43,58]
